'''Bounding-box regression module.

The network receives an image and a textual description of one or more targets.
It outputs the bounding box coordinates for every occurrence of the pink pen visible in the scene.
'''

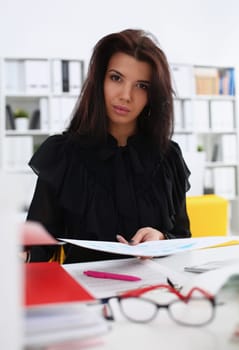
[83,270,141,281]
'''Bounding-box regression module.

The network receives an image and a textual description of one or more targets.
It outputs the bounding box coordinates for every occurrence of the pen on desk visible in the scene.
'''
[167,277,182,291]
[166,277,175,288]
[83,270,142,282]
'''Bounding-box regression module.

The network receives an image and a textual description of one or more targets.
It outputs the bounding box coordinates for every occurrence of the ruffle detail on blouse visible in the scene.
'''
[29,133,101,217]
[29,133,191,234]
[159,141,191,225]
[29,133,69,193]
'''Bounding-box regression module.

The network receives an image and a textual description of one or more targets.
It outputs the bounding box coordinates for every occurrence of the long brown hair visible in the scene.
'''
[67,29,174,152]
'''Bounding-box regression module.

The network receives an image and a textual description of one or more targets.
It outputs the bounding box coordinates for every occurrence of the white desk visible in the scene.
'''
[63,245,239,350]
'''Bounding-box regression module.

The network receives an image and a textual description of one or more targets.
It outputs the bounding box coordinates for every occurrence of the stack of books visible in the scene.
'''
[24,262,109,348]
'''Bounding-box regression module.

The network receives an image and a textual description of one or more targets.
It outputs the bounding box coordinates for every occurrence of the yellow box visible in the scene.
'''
[186,194,228,237]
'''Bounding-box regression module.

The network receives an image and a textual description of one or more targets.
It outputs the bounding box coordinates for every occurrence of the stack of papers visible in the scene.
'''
[24,262,109,347]
[24,303,109,347]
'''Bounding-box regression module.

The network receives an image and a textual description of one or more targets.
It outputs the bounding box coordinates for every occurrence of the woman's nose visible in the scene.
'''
[119,83,132,102]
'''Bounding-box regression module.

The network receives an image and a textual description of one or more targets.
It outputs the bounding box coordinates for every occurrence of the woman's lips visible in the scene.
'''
[113,105,130,115]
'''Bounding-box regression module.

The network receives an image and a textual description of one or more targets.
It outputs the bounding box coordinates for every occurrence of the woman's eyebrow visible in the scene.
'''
[108,69,150,84]
[138,79,150,84]
[108,69,123,76]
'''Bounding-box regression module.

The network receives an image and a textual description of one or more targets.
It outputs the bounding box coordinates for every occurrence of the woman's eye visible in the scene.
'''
[137,82,149,90]
[110,74,121,82]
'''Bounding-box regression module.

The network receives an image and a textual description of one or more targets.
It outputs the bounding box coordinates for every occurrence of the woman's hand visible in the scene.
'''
[116,227,165,259]
[129,227,165,244]
[117,227,165,245]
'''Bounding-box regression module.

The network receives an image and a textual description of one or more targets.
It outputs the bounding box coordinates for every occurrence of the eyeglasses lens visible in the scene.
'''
[169,298,213,326]
[120,297,157,323]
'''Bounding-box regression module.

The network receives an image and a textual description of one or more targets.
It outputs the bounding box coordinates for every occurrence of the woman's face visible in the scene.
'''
[104,52,152,132]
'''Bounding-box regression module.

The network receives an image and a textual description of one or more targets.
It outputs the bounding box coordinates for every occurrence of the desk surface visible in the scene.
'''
[60,245,239,350]
[32,245,239,350]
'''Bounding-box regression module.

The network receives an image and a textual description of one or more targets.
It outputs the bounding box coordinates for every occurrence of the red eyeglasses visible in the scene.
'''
[100,284,217,327]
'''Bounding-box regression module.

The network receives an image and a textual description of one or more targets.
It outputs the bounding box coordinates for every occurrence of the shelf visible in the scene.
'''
[196,130,237,134]
[174,95,236,101]
[194,95,236,101]
[172,63,238,209]
[5,130,49,136]
[1,56,84,173]
[206,162,238,168]
[51,93,79,98]
[6,93,49,99]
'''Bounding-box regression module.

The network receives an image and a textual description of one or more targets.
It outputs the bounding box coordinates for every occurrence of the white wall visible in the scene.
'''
[1,0,239,67]
[1,0,239,219]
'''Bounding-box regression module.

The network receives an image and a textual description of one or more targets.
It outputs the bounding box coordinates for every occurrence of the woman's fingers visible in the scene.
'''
[131,227,165,243]
[117,228,164,245]
[116,234,129,244]
[116,233,152,259]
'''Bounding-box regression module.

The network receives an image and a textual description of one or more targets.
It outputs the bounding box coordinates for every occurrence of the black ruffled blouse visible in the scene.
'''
[27,132,191,263]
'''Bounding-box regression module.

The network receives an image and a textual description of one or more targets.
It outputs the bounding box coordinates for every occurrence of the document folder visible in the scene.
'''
[24,262,95,307]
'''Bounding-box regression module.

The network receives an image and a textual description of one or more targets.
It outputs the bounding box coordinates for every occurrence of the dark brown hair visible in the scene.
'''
[68,28,174,152]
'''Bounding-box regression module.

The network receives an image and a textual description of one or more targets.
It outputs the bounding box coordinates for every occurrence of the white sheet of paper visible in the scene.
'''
[182,262,239,295]
[63,258,186,298]
[59,236,239,258]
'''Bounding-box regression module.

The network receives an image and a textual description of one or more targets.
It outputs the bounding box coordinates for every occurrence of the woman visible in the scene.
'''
[27,28,191,263]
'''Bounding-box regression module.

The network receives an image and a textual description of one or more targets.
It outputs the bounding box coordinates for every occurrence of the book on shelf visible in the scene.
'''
[211,143,221,162]
[69,60,82,94]
[5,59,50,94]
[29,109,40,130]
[5,60,25,93]
[183,150,205,196]
[194,67,219,95]
[219,68,230,95]
[219,68,235,96]
[194,67,235,96]
[170,64,193,98]
[5,60,19,93]
[4,136,33,170]
[52,59,82,94]
[172,134,196,155]
[51,97,62,131]
[51,96,77,132]
[39,98,48,131]
[192,100,209,131]
[61,96,76,128]
[173,100,183,130]
[5,104,16,130]
[183,100,194,130]
[62,60,69,92]
[204,168,214,194]
[228,68,235,95]
[210,100,234,131]
[51,59,62,94]
[24,60,50,94]
[221,134,237,163]
[213,167,236,198]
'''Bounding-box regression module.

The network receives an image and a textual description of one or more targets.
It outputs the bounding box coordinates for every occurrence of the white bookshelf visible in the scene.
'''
[0,57,84,172]
[171,63,238,232]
